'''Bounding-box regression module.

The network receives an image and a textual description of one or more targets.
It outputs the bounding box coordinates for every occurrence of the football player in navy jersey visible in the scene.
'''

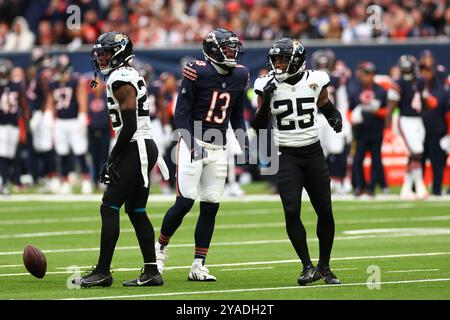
[0,59,30,194]
[73,32,164,288]
[349,62,388,197]
[250,38,342,286]
[47,55,93,194]
[313,49,351,195]
[387,55,428,199]
[27,50,59,193]
[154,28,250,281]
[418,63,449,196]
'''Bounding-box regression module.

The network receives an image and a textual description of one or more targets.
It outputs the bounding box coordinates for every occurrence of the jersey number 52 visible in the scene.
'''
[273,97,315,130]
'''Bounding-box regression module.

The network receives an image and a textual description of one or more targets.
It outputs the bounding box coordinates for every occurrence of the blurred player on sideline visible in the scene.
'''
[47,54,93,194]
[0,58,30,194]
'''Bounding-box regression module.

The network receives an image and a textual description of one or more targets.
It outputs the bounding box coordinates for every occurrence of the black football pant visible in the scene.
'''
[276,141,335,269]
[422,134,448,195]
[96,139,158,274]
[353,133,385,193]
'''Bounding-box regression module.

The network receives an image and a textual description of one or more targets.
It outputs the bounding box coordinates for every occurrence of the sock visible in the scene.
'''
[0,157,8,186]
[282,194,312,267]
[76,155,89,175]
[158,234,170,247]
[127,210,158,274]
[194,202,219,261]
[96,204,120,274]
[160,196,195,238]
[316,204,335,271]
[60,155,72,177]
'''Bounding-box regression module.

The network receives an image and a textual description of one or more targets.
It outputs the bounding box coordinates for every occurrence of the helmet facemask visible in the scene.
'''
[203,31,243,70]
[268,40,306,82]
[91,33,134,77]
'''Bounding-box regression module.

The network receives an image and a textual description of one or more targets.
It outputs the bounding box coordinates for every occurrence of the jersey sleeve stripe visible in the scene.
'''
[183,73,197,82]
[183,69,198,79]
[184,66,197,74]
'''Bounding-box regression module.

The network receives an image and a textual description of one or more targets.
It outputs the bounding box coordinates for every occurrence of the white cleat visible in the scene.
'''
[188,262,216,281]
[155,242,168,274]
[59,182,73,195]
[81,180,93,194]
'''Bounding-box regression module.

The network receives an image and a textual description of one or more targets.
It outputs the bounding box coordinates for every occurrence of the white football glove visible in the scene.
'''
[77,112,88,135]
[439,134,450,153]
[30,110,43,132]
[351,105,363,125]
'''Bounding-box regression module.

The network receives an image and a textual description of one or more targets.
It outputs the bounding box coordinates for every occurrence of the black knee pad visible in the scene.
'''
[200,201,219,217]
[175,196,195,212]
[100,203,120,215]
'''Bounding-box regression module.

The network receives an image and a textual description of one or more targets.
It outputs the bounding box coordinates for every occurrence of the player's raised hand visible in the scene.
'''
[263,80,277,101]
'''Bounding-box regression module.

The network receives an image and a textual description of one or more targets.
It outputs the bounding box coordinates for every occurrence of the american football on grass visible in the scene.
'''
[23,245,47,279]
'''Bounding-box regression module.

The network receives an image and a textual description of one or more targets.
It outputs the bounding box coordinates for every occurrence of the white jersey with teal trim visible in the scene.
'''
[106,66,152,141]
[254,69,330,147]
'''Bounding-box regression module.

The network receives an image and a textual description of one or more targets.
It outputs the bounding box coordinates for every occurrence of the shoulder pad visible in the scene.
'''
[254,74,273,95]
[108,67,139,86]
[311,70,330,88]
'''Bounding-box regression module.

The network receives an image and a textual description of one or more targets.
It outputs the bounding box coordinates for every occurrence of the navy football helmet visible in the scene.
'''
[398,55,418,81]
[91,31,134,76]
[0,58,13,86]
[312,49,336,73]
[51,54,73,82]
[268,38,306,82]
[202,28,243,69]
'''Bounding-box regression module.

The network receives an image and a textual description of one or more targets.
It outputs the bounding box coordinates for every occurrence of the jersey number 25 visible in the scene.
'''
[273,97,315,130]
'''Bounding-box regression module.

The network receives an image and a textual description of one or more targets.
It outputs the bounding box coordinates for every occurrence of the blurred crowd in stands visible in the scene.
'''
[1,0,450,51]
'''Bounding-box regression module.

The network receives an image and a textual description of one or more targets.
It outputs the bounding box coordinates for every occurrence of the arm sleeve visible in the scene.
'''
[109,110,137,162]
[174,77,196,149]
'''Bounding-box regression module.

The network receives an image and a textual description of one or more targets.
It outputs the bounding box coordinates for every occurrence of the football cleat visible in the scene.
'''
[72,270,113,288]
[188,262,216,281]
[297,265,321,286]
[155,242,168,274]
[317,268,341,285]
[122,269,164,287]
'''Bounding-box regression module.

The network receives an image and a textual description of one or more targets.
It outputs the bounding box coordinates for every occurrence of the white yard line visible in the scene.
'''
[2,221,450,240]
[220,267,275,271]
[61,278,450,300]
[386,269,440,273]
[0,264,23,268]
[0,252,449,277]
[1,194,450,202]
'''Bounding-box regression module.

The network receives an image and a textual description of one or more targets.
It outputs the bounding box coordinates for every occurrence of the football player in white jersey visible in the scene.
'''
[251,38,342,286]
[73,32,163,288]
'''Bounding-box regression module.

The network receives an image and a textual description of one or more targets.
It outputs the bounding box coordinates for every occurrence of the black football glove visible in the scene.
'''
[100,159,120,185]
[191,140,208,162]
[327,117,342,133]
[262,80,277,101]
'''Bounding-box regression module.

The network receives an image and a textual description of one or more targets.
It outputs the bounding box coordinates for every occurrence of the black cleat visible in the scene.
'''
[72,270,113,288]
[297,265,321,286]
[317,268,341,285]
[122,270,164,287]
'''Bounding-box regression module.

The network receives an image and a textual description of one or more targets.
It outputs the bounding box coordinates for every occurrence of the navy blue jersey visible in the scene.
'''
[327,75,340,104]
[0,82,22,126]
[147,80,161,120]
[49,75,79,119]
[175,60,249,145]
[88,93,109,129]
[349,83,387,137]
[419,80,449,136]
[394,79,422,117]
